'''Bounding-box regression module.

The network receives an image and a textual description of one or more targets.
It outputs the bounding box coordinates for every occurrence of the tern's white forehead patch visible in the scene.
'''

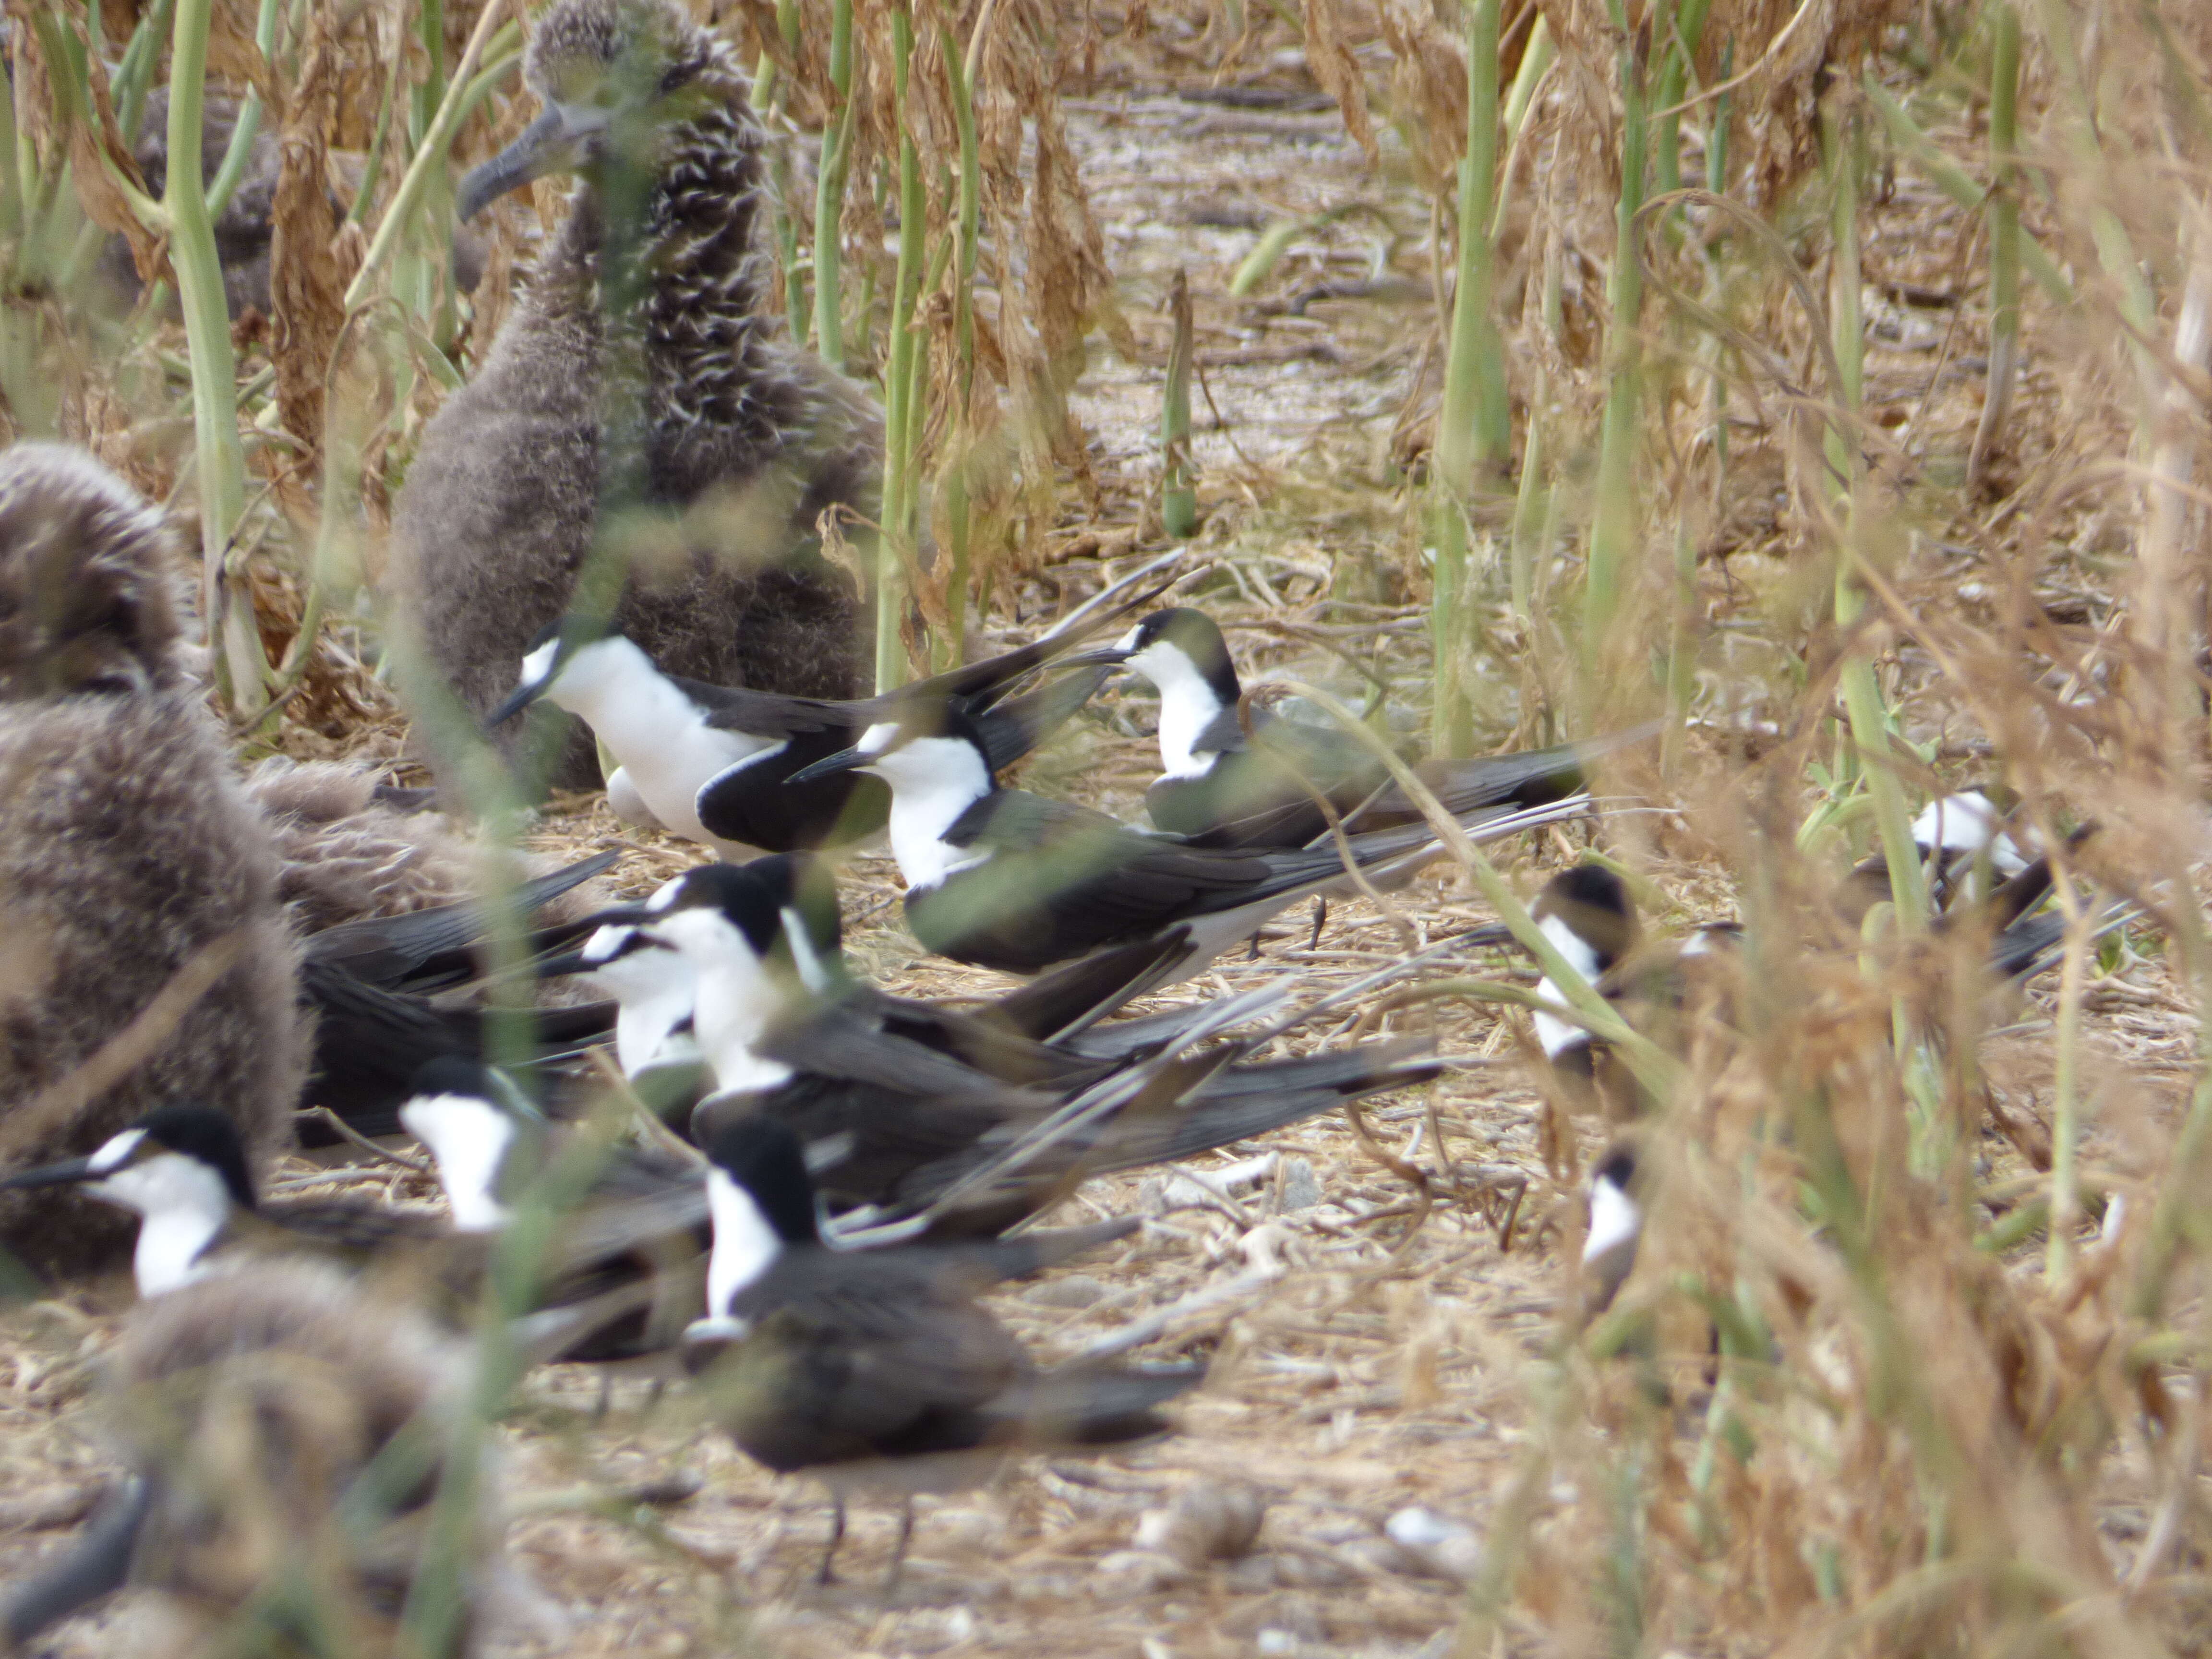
[1113,623,1142,652]
[519,637,559,687]
[1912,791,1998,852]
[1538,913,1603,982]
[856,721,901,757]
[580,923,635,964]
[1584,1173,1641,1264]
[88,1128,146,1175]
[645,873,687,914]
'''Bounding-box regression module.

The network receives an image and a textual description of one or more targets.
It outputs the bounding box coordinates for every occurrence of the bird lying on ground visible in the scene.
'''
[789,698,1591,980]
[1068,605,1653,848]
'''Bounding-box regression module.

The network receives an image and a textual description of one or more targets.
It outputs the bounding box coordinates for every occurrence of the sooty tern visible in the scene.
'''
[1498,838,2123,1120]
[0,1104,458,1298]
[487,572,1169,855]
[300,851,624,1135]
[682,1116,1198,1586]
[1,1104,689,1361]
[551,857,1207,1102]
[1067,606,1649,847]
[613,862,1440,1234]
[789,699,1591,977]
[0,1259,534,1657]
[1582,1141,1644,1316]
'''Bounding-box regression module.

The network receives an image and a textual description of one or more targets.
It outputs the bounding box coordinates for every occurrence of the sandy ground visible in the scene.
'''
[0,41,2186,1659]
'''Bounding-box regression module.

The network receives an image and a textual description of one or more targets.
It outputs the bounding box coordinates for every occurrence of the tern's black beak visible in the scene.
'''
[486,677,549,728]
[786,745,871,785]
[457,106,591,221]
[1056,645,1133,671]
[0,1155,98,1191]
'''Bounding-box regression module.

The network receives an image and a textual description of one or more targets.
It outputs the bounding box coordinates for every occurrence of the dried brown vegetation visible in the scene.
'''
[0,0,2209,1655]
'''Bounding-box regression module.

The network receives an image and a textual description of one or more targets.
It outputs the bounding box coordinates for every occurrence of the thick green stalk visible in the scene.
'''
[1969,4,2020,490]
[343,0,511,310]
[938,8,986,664]
[1864,77,2071,303]
[2046,913,2089,1282]
[1827,108,1926,928]
[204,0,280,220]
[1650,0,1713,209]
[411,0,446,147]
[1430,0,1503,757]
[876,7,927,692]
[812,0,855,369]
[1581,42,1647,707]
[112,0,174,141]
[1161,268,1197,539]
[167,0,258,713]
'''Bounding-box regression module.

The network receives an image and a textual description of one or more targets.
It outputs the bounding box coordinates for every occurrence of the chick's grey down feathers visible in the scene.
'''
[0,1263,525,1656]
[0,445,306,1276]
[390,0,879,792]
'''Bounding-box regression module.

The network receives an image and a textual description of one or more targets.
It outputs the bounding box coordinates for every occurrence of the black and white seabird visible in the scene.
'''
[390,0,881,795]
[0,1104,456,1298]
[1581,1141,1644,1316]
[550,857,1207,1104]
[484,617,1115,857]
[296,851,626,1137]
[788,699,1591,978]
[682,1116,1198,1585]
[1502,832,2122,1120]
[0,1103,694,1362]
[0,444,306,1277]
[611,862,1441,1233]
[1068,606,1643,848]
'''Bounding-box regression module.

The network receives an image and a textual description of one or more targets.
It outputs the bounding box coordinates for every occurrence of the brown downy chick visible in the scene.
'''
[0,444,306,1277]
[388,0,880,796]
[243,756,611,938]
[0,1262,532,1657]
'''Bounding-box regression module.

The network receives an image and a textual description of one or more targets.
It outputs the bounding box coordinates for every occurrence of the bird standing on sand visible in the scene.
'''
[0,445,306,1278]
[683,1116,1201,1587]
[390,0,880,794]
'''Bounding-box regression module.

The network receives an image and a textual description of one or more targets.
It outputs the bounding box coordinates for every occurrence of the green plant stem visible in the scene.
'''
[1826,106,1926,931]
[2045,913,2090,1282]
[1650,0,1713,211]
[1969,3,2020,488]
[1581,40,1648,711]
[165,0,257,713]
[342,0,511,310]
[1507,368,1546,622]
[1863,77,2070,303]
[1430,0,1504,757]
[204,0,281,221]
[812,0,855,369]
[938,5,987,664]
[876,6,927,692]
[1161,268,1197,539]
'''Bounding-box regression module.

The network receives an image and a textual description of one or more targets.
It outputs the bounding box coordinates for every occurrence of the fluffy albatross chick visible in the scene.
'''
[0,1261,536,1657]
[390,0,879,793]
[0,444,305,1277]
